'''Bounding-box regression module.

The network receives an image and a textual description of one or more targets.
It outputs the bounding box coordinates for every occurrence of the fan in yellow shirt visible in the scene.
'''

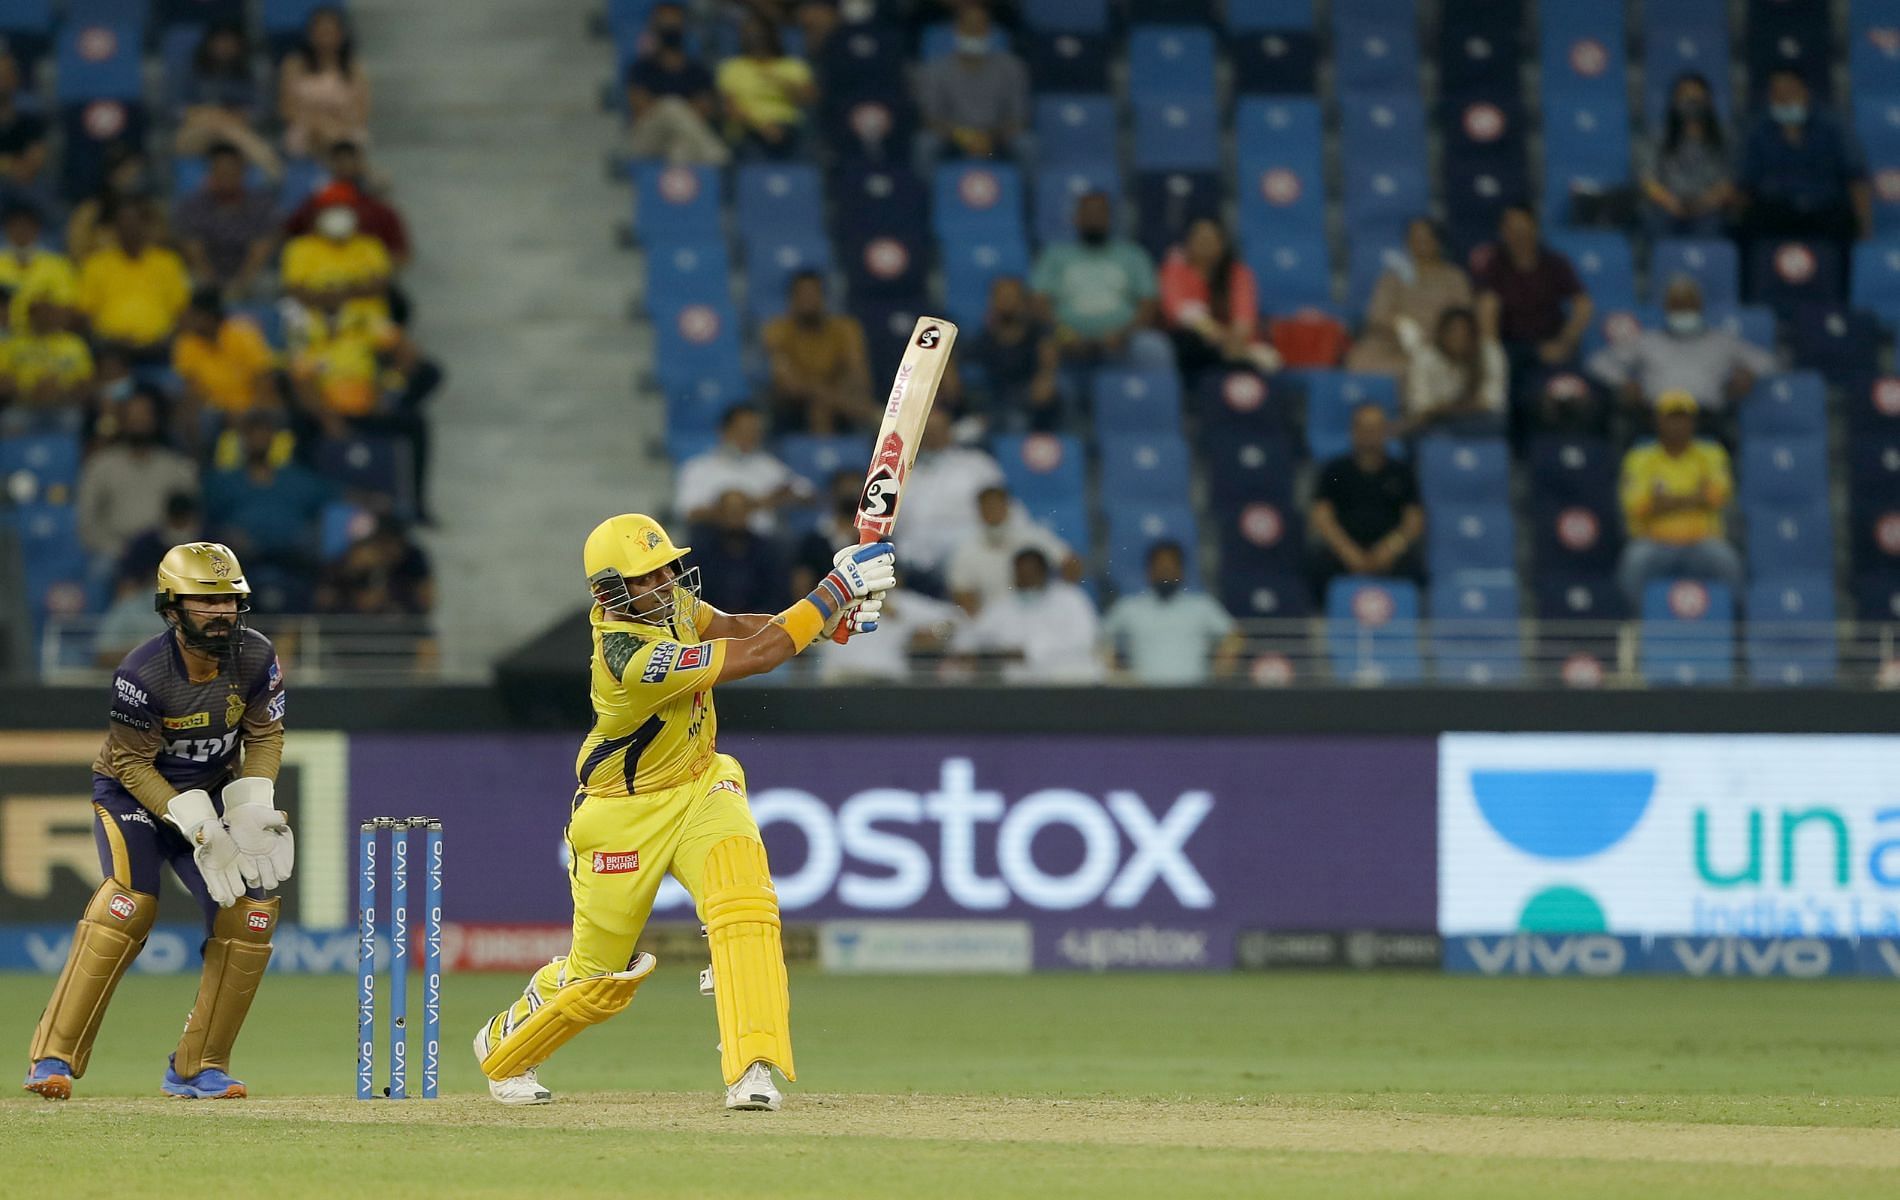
[1616,390,1745,608]
[715,18,816,152]
[0,203,77,330]
[280,186,391,325]
[172,289,279,416]
[76,201,190,356]
[1,296,93,412]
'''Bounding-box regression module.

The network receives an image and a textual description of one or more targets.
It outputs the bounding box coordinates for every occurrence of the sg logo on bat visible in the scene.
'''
[860,469,898,517]
[915,325,942,349]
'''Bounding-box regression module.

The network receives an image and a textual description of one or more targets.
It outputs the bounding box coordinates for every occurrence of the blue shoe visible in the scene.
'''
[162,1054,247,1099]
[23,1057,73,1101]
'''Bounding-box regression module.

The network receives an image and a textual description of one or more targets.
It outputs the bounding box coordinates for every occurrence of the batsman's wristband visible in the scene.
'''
[775,597,829,652]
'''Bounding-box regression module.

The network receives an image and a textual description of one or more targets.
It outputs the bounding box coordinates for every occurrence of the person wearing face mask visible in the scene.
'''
[946,483,1081,614]
[716,16,817,160]
[954,547,1103,683]
[1738,69,1871,246]
[1030,191,1174,374]
[281,183,393,325]
[914,2,1028,168]
[1587,276,1775,425]
[1101,540,1241,684]
[1640,73,1736,238]
[761,270,874,432]
[625,2,730,166]
[76,388,199,580]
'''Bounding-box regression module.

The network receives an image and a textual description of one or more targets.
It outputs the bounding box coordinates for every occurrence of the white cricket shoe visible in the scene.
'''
[472,1023,553,1106]
[725,1061,781,1111]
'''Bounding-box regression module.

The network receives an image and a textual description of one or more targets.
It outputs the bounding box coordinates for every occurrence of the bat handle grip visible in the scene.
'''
[829,530,881,644]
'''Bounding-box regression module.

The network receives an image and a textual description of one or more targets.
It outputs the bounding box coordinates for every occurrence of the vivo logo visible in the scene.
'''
[1663,936,1835,978]
[1461,934,1629,976]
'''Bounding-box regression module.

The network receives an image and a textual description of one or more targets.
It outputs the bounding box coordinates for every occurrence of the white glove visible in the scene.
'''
[164,790,246,908]
[221,777,295,891]
[831,545,891,634]
[823,541,896,601]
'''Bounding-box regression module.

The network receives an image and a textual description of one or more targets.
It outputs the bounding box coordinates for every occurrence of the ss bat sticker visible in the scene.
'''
[915,324,942,349]
[860,468,899,517]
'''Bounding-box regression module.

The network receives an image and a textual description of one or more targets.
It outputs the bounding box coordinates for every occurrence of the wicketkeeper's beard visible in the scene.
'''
[173,608,247,660]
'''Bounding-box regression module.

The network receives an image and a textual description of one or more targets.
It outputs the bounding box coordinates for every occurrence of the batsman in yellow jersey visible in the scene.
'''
[474,513,894,1110]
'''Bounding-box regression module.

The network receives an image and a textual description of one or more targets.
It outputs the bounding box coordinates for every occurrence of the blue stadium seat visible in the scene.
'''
[1022,31,1111,93]
[1213,492,1303,573]
[1237,142,1326,245]
[1745,575,1838,685]
[1243,232,1332,312]
[55,12,145,102]
[820,92,916,166]
[1331,4,1420,95]
[1134,170,1222,260]
[666,429,720,464]
[319,499,372,561]
[1441,158,1530,259]
[779,435,873,491]
[1534,572,1624,622]
[653,299,746,396]
[1034,163,1119,246]
[1640,579,1736,686]
[60,100,148,201]
[645,241,731,309]
[851,297,929,387]
[1024,0,1109,32]
[1034,95,1118,169]
[1740,436,1829,508]
[1857,98,1900,165]
[1234,97,1323,179]
[1417,437,1510,507]
[1746,0,1831,106]
[666,377,744,443]
[1197,368,1300,442]
[1652,238,1740,308]
[1707,304,1778,352]
[1105,502,1200,596]
[1853,3,1900,101]
[1531,494,1621,575]
[1340,92,1429,236]
[1873,164,1900,234]
[1127,25,1217,103]
[1437,0,1524,106]
[1541,98,1633,222]
[1851,239,1900,323]
[831,162,925,239]
[932,163,1025,242]
[742,234,832,325]
[1304,371,1399,461]
[0,0,53,73]
[1092,368,1183,433]
[1430,579,1525,685]
[1856,570,1900,623]
[631,164,722,244]
[1325,577,1423,684]
[816,22,907,102]
[1740,372,1827,441]
[941,232,1030,327]
[735,164,824,246]
[1221,561,1312,620]
[1428,502,1515,578]
[1203,430,1296,504]
[992,433,1087,507]
[1228,0,1316,32]
[1539,0,1628,108]
[1845,375,1900,440]
[1133,97,1220,172]
[1528,433,1617,505]
[1231,30,1320,96]
[313,434,405,501]
[1643,0,1733,126]
[0,431,80,495]
[1548,231,1638,311]
[842,229,928,300]
[918,21,1008,62]
[1746,500,1833,577]
[1751,239,1844,313]
[1099,434,1194,505]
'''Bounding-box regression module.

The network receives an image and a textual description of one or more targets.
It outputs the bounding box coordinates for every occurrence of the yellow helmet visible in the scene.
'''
[583,514,698,625]
[155,542,251,611]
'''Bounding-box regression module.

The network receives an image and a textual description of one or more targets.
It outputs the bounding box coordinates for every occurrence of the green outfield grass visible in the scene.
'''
[3,971,1898,1198]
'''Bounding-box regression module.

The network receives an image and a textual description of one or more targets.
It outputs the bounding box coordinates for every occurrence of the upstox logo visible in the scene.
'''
[1466,767,1656,931]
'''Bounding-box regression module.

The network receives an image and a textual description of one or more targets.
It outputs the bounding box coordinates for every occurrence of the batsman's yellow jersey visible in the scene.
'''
[575,598,728,797]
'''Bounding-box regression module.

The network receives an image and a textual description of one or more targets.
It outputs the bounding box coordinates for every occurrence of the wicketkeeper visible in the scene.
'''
[474,513,892,1109]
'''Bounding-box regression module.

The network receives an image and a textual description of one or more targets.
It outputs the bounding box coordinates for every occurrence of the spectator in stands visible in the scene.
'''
[284,141,412,269]
[955,547,1103,683]
[915,3,1028,166]
[791,468,867,599]
[204,409,331,579]
[76,388,198,578]
[77,200,192,364]
[1737,69,1871,245]
[716,16,816,160]
[673,403,811,533]
[792,0,842,60]
[687,489,788,614]
[1616,391,1742,609]
[67,146,169,262]
[947,483,1080,614]
[282,186,394,322]
[1102,540,1241,684]
[279,6,372,159]
[1588,277,1775,419]
[817,581,964,683]
[960,275,1061,432]
[174,143,280,298]
[0,203,75,328]
[175,21,280,178]
[1473,205,1593,376]
[1397,306,1506,437]
[894,406,1004,590]
[119,490,204,583]
[1159,218,1280,379]
[173,288,279,424]
[94,567,170,666]
[1641,72,1735,239]
[0,49,50,212]
[1031,191,1172,372]
[2,296,95,426]
[761,270,873,432]
[317,514,434,617]
[1347,217,1474,380]
[1307,403,1425,597]
[624,2,730,166]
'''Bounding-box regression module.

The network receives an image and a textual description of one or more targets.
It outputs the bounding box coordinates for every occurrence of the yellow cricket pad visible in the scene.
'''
[29,881,157,1076]
[704,835,795,1084]
[173,896,278,1076]
[479,955,656,1080]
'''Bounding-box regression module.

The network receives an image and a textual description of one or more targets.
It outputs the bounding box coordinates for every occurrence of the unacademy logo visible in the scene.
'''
[1469,769,1657,932]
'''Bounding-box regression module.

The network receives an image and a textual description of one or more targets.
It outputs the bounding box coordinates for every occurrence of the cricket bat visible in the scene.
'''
[829,315,959,642]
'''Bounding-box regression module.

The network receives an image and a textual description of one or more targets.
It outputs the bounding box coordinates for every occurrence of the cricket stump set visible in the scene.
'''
[356,817,443,1099]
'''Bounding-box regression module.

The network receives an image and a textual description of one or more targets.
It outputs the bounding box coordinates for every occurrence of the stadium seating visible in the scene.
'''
[1745,575,1838,685]
[1430,579,1525,684]
[1325,577,1423,684]
[1640,580,1736,685]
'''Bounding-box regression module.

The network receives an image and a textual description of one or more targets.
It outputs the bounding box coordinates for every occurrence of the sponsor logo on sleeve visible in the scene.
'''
[109,709,152,731]
[675,644,710,671]
[107,895,137,921]
[268,657,282,691]
[641,642,681,683]
[592,851,641,874]
[266,691,287,722]
[115,677,148,708]
[225,693,246,727]
[161,711,211,731]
